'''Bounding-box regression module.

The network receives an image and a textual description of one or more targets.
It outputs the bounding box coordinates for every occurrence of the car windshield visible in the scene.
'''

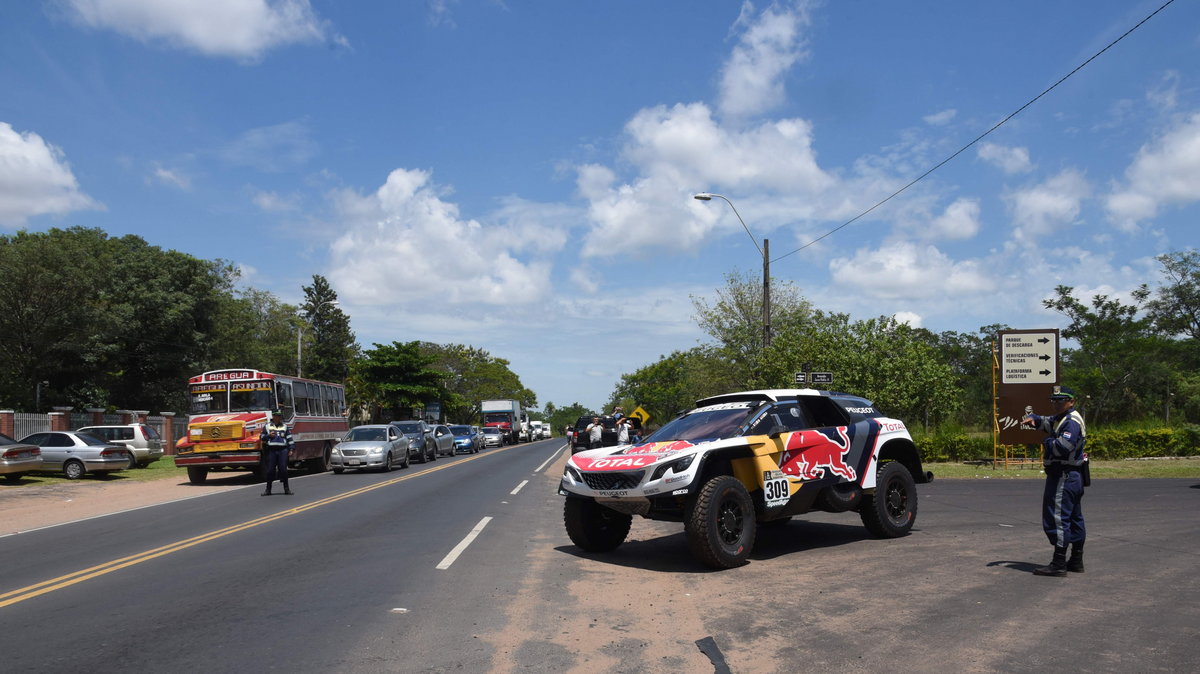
[230,386,275,413]
[189,383,228,414]
[482,428,500,435]
[0,433,17,445]
[346,427,386,442]
[449,425,471,435]
[394,423,421,434]
[640,402,759,444]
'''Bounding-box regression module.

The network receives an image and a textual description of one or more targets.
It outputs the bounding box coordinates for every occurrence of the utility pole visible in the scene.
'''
[762,238,771,349]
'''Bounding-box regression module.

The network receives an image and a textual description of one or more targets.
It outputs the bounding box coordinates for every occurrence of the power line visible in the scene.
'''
[771,0,1177,264]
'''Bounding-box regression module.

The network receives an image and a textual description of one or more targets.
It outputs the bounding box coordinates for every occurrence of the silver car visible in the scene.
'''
[19,431,129,479]
[75,424,165,469]
[331,425,411,473]
[389,421,441,463]
[1,433,43,482]
[481,427,503,447]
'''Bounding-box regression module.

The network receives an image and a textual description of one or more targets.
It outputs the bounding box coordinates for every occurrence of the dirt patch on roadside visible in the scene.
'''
[0,476,247,535]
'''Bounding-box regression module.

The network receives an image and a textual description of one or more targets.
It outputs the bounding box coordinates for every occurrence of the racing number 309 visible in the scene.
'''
[763,477,790,506]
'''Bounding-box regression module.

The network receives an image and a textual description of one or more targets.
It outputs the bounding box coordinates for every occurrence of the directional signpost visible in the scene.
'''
[794,372,806,384]
[996,329,1060,447]
[811,372,833,385]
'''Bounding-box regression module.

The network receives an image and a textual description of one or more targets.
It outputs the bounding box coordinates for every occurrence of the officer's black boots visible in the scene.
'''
[283,485,293,496]
[1067,541,1085,573]
[1033,546,1069,577]
[261,485,272,496]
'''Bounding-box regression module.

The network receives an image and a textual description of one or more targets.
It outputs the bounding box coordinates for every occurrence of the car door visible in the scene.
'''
[42,432,77,470]
[386,426,401,463]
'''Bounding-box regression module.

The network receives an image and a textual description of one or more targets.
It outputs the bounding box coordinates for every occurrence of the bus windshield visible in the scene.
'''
[189,383,228,414]
[230,384,276,413]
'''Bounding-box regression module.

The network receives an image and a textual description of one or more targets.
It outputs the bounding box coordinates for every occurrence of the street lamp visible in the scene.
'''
[297,300,340,378]
[693,192,771,348]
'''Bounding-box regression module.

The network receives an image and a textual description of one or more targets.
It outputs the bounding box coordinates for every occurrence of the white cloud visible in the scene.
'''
[927,198,980,240]
[977,142,1033,174]
[577,102,832,257]
[251,188,298,212]
[892,311,923,328]
[150,164,190,189]
[1007,169,1090,238]
[63,0,343,60]
[0,122,101,226]
[326,168,550,306]
[220,120,316,172]
[718,0,812,120]
[1106,111,1200,231]
[923,109,957,126]
[1147,70,1180,111]
[828,241,994,300]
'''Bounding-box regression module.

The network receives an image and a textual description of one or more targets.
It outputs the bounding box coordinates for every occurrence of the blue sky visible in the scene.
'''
[2,1,1198,413]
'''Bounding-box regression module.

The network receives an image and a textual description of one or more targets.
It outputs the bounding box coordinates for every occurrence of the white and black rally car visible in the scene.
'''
[559,389,933,568]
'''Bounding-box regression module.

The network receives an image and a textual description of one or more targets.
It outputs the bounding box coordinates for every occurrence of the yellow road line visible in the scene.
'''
[0,444,521,609]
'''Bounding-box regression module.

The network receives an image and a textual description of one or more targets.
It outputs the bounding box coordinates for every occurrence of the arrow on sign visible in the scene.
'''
[1039,355,1051,361]
[1038,337,1050,344]
[1040,369,1051,376]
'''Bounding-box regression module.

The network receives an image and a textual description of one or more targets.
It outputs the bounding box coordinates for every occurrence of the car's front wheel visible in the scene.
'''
[685,475,756,569]
[859,461,917,538]
[563,498,632,552]
[382,452,393,472]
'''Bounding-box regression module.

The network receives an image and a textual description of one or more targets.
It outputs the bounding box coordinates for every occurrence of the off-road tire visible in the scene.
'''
[186,466,209,484]
[685,475,756,568]
[563,498,632,553]
[860,461,917,538]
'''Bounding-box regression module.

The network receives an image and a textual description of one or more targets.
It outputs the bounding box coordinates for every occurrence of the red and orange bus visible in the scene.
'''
[174,369,349,484]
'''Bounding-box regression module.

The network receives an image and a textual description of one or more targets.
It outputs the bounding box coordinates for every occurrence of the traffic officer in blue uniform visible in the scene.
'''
[260,410,294,496]
[1023,385,1087,576]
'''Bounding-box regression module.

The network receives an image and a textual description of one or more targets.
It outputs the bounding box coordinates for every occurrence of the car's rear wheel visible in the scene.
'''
[685,475,756,569]
[3,473,23,483]
[564,498,632,552]
[860,461,917,538]
[124,451,138,470]
[186,466,209,484]
[310,443,333,474]
[63,460,86,480]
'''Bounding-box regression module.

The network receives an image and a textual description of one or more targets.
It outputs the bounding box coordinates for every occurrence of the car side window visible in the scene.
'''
[749,403,810,435]
[47,433,74,447]
[24,433,47,445]
[798,396,851,428]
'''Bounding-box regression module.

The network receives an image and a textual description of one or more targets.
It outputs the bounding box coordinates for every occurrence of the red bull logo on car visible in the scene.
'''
[779,428,856,481]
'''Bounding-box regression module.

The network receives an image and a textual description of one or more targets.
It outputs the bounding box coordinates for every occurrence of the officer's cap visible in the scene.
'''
[1049,385,1076,401]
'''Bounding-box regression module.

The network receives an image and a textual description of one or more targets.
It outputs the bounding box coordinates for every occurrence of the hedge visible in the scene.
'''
[911,424,1200,463]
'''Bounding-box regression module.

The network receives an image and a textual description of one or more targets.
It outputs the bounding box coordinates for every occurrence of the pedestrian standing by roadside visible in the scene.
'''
[260,411,294,496]
[586,416,604,450]
[1022,386,1087,576]
[616,417,630,445]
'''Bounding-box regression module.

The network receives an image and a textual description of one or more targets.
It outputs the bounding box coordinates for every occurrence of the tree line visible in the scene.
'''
[0,227,534,422]
[606,251,1200,432]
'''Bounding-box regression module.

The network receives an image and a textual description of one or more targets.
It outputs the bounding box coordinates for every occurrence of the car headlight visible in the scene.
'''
[650,454,695,481]
[369,448,384,455]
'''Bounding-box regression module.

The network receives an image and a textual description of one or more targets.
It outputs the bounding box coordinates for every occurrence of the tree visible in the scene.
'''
[931,323,1011,426]
[546,402,596,437]
[1146,251,1200,341]
[691,270,813,388]
[1043,285,1167,424]
[355,341,451,422]
[208,287,299,375]
[418,343,536,423]
[609,346,736,427]
[300,275,357,382]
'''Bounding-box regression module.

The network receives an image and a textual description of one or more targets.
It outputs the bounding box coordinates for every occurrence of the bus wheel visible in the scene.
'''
[310,443,332,474]
[186,466,209,484]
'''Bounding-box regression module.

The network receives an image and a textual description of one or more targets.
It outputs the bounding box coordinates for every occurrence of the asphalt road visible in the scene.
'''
[1,447,1197,673]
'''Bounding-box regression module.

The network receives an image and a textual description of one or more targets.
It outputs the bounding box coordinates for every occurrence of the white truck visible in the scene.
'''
[481,399,523,445]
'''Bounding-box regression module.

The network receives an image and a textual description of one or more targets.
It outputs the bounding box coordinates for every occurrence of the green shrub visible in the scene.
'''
[912,425,992,463]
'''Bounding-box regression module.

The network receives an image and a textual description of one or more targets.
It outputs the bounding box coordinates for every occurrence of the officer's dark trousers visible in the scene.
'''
[1042,466,1085,548]
[263,446,290,487]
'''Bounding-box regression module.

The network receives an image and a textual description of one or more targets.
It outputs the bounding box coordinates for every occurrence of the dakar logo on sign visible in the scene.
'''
[779,428,856,481]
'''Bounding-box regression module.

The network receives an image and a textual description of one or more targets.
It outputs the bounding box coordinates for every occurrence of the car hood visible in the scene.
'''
[568,437,746,471]
[338,440,392,451]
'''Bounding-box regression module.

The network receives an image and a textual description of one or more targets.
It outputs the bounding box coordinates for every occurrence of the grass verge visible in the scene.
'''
[2,457,189,488]
[929,457,1200,479]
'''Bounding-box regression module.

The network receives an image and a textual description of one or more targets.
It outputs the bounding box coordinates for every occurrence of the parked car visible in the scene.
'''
[19,431,130,480]
[331,424,411,473]
[481,426,503,447]
[76,424,164,469]
[389,421,437,463]
[449,425,482,454]
[0,433,42,482]
[560,388,932,568]
[429,424,456,457]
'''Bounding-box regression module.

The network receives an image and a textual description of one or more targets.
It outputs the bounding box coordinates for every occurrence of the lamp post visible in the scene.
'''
[693,192,771,348]
[297,300,340,378]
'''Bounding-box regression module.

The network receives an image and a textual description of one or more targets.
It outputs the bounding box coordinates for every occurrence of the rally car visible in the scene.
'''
[559,389,933,568]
